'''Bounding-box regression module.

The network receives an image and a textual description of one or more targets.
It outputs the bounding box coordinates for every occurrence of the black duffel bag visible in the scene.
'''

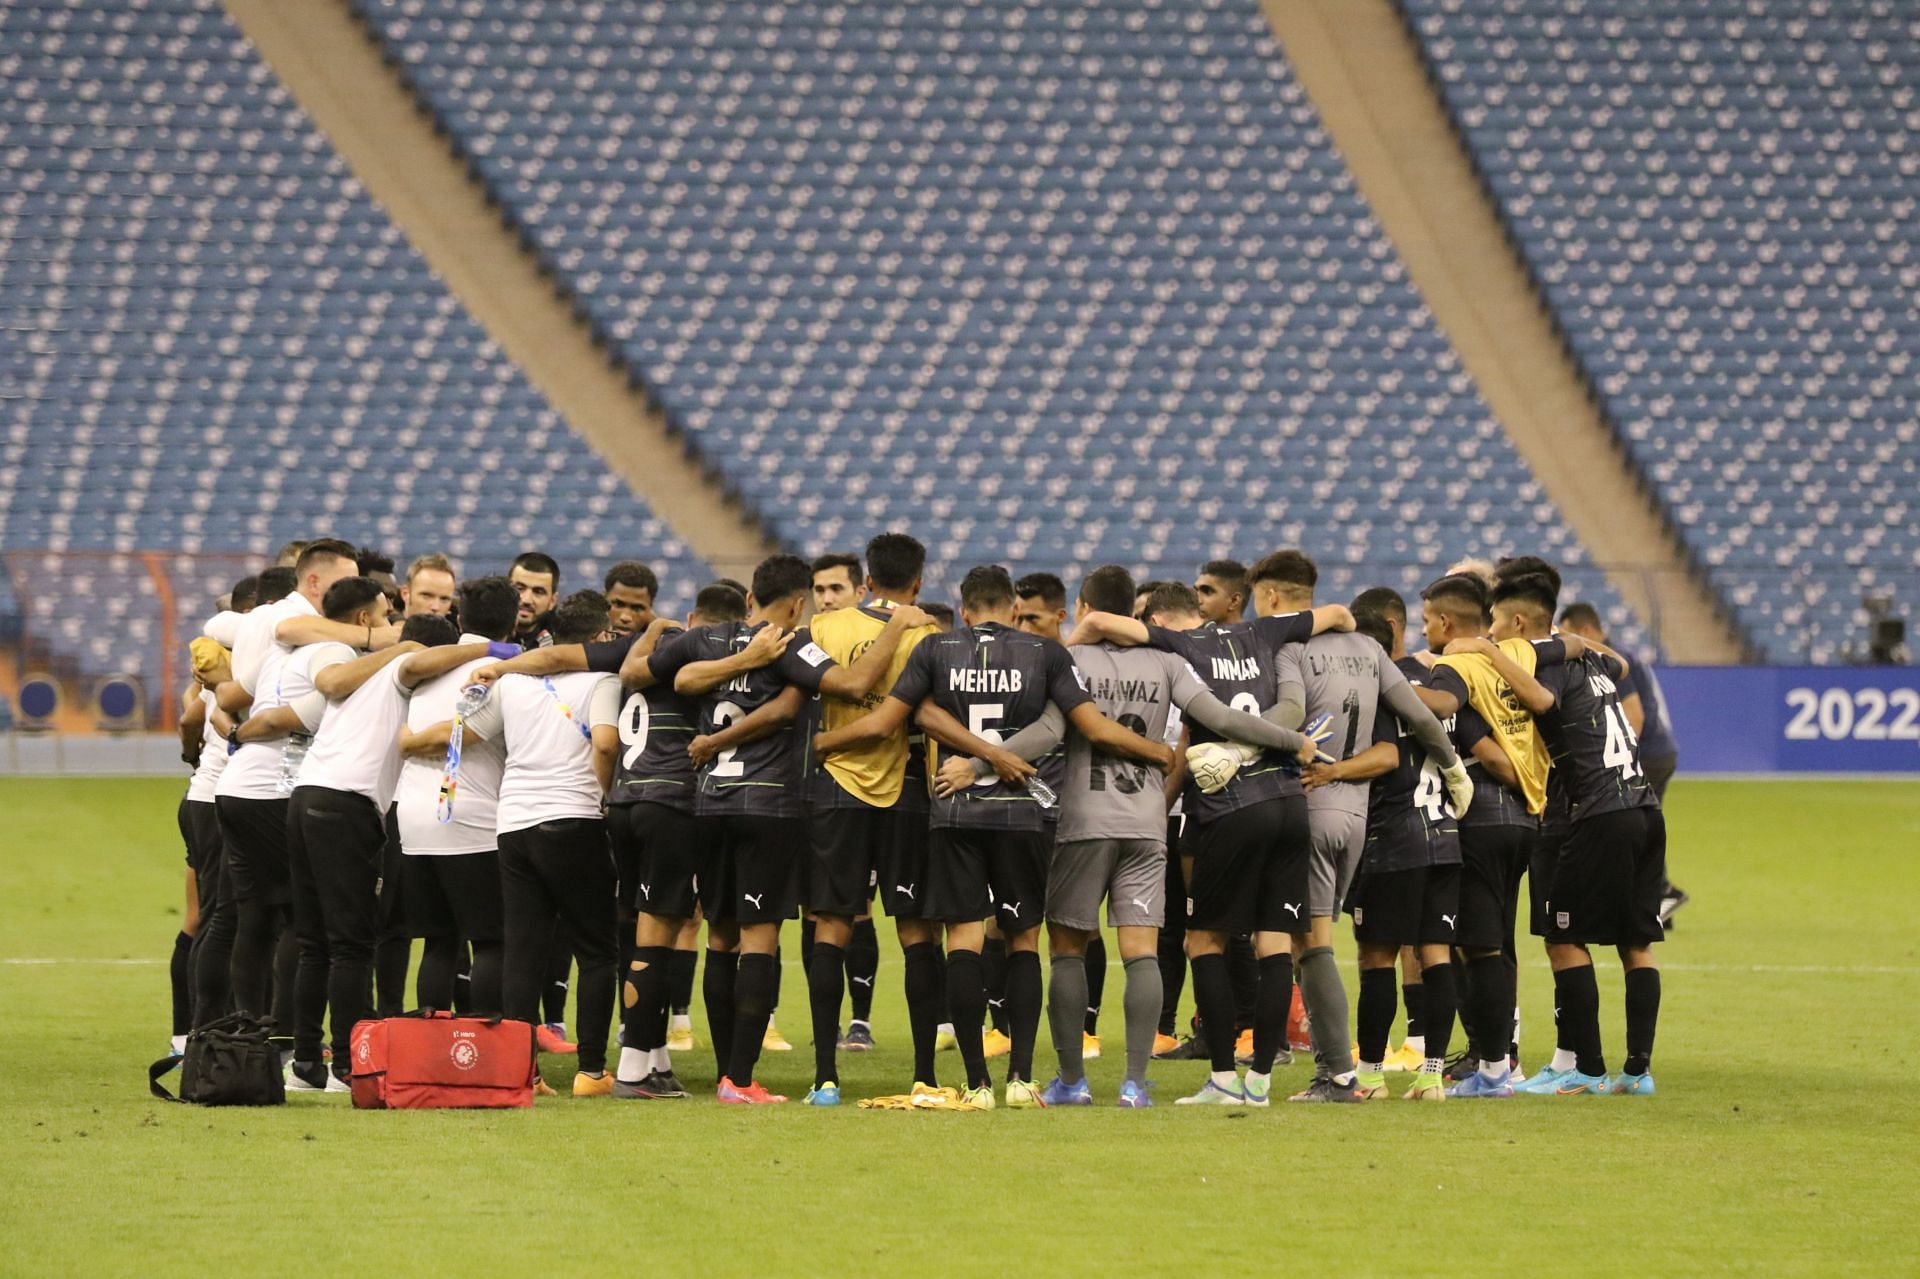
[149,1011,286,1106]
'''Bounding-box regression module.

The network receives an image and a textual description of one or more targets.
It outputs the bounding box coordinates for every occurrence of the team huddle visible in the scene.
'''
[164,533,1680,1108]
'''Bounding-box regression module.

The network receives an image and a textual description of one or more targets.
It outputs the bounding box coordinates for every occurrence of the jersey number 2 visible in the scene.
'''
[710,700,746,778]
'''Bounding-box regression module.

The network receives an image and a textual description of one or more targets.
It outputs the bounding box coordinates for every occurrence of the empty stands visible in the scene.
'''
[0,0,707,708]
[1402,0,1918,661]
[356,0,1642,643]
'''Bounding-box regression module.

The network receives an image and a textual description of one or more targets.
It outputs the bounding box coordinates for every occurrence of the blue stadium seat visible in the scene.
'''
[1402,0,1919,661]
[0,0,709,709]
[352,0,1641,642]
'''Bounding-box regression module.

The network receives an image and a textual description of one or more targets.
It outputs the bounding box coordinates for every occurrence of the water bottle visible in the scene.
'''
[455,683,489,719]
[276,731,311,795]
[1024,774,1058,809]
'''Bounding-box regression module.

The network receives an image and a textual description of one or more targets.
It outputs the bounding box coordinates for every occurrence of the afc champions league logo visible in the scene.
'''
[450,1035,480,1071]
[355,1036,373,1066]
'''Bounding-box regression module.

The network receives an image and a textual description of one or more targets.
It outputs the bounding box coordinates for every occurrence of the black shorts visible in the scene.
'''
[1350,862,1461,947]
[1184,796,1312,936]
[924,826,1049,932]
[696,813,800,926]
[217,795,291,907]
[1545,807,1666,947]
[182,799,223,913]
[879,808,930,919]
[609,800,701,919]
[404,849,505,944]
[1457,825,1531,952]
[807,806,892,918]
[1529,825,1568,937]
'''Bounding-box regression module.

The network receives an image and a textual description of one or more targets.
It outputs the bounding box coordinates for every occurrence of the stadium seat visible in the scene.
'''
[0,0,709,713]
[352,0,1641,643]
[1401,0,1920,661]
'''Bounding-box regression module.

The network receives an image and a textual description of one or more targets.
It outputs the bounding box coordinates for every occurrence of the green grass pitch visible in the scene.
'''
[2,777,1916,1275]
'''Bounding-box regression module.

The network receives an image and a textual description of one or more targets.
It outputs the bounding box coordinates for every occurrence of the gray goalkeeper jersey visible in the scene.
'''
[1055,643,1203,845]
[1274,631,1408,819]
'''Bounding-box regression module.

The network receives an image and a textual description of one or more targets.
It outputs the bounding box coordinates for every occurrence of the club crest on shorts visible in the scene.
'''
[1352,907,1364,925]
[1556,910,1570,929]
[450,1034,479,1071]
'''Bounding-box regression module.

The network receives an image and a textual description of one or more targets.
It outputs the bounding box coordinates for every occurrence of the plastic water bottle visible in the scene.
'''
[1024,774,1058,809]
[276,732,311,795]
[455,683,489,719]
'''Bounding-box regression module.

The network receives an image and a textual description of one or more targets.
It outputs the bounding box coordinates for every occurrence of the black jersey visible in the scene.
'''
[586,627,697,811]
[1363,656,1463,872]
[1145,612,1314,824]
[1452,700,1532,830]
[645,621,838,819]
[887,621,1092,832]
[1534,647,1658,823]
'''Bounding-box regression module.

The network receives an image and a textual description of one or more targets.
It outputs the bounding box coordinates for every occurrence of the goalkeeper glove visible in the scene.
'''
[1440,758,1474,817]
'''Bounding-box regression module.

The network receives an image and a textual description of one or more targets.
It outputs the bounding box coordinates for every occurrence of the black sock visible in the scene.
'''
[800,918,816,972]
[1083,933,1106,1036]
[1157,929,1186,1036]
[620,945,671,1078]
[1189,952,1238,1074]
[452,945,472,1014]
[1251,953,1293,1071]
[727,952,777,1086]
[1623,967,1661,1076]
[1227,934,1257,1033]
[1005,949,1042,1082]
[543,937,571,1025]
[1357,967,1398,1065]
[981,936,1009,1034]
[169,931,193,1037]
[1554,963,1605,1076]
[1403,980,1424,1044]
[669,947,697,1015]
[902,941,943,1086]
[1468,954,1513,1066]
[847,919,879,1023]
[807,941,846,1086]
[375,937,410,1018]
[769,943,783,1015]
[947,950,990,1089]
[702,950,739,1081]
[1420,963,1457,1065]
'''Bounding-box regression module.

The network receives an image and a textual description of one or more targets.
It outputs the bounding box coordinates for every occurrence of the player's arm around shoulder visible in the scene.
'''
[692,684,807,766]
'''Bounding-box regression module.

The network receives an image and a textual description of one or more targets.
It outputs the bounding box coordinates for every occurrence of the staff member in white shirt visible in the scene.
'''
[393,576,522,1016]
[460,593,621,1097]
[284,603,490,1091]
[213,542,379,1035]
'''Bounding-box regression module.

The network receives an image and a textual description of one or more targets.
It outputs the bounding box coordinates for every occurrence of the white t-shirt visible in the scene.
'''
[185,687,227,804]
[396,637,503,856]
[216,640,348,801]
[463,671,619,836]
[298,649,414,810]
[229,592,316,696]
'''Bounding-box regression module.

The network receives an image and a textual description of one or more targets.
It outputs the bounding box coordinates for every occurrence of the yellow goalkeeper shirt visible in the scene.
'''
[1434,638,1553,816]
[808,601,941,807]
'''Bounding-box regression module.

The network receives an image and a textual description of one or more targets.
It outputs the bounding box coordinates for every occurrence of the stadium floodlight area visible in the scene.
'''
[1402,0,1920,662]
